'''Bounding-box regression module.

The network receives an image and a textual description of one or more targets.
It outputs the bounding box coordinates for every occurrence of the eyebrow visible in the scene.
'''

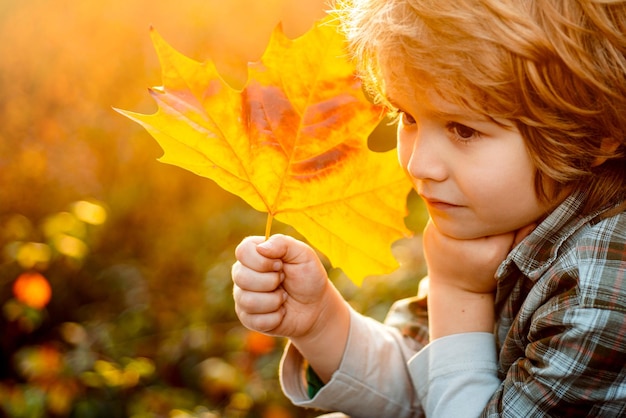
[386,95,488,122]
[386,92,515,129]
[429,107,491,122]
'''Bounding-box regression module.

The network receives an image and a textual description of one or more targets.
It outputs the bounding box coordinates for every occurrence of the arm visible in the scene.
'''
[232,234,350,382]
[423,221,536,340]
[281,308,425,417]
[410,333,500,417]
[417,221,536,417]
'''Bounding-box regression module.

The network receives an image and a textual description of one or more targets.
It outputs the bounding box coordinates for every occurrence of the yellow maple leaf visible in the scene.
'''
[117,15,413,284]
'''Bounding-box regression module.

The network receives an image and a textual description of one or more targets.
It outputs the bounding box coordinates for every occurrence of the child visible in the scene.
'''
[232,0,626,416]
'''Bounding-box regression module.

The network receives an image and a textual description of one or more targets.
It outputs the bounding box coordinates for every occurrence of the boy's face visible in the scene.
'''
[387,78,552,240]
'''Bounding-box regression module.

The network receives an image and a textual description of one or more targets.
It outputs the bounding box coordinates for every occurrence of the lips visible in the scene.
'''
[420,195,461,209]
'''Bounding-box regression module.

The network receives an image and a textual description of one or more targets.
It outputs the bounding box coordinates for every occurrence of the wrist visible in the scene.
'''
[291,282,350,382]
[427,280,495,341]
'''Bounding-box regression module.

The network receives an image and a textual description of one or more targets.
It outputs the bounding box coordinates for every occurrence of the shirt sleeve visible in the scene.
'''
[409,333,500,417]
[279,307,426,418]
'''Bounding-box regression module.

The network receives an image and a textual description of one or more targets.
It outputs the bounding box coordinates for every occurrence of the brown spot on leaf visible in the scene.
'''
[241,82,299,155]
[301,94,359,137]
[290,142,357,179]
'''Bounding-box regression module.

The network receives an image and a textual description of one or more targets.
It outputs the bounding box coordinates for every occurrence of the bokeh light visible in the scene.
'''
[12,272,52,310]
[0,0,425,416]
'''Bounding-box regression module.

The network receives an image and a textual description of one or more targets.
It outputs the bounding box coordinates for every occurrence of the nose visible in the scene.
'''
[398,126,447,182]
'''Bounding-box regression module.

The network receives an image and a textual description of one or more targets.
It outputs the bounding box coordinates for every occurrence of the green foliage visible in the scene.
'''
[0,0,427,416]
[0,193,425,418]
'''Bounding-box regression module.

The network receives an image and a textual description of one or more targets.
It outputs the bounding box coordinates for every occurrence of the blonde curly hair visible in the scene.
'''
[336,0,626,214]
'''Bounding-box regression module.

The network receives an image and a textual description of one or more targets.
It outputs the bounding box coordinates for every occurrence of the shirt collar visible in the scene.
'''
[496,191,595,281]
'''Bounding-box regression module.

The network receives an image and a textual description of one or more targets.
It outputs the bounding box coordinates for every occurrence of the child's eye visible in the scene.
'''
[446,122,479,142]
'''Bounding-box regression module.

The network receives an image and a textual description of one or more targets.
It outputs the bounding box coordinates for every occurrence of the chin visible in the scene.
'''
[444,230,485,240]
[434,221,503,240]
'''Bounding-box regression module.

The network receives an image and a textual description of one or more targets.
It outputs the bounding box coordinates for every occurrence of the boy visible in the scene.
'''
[232,0,626,416]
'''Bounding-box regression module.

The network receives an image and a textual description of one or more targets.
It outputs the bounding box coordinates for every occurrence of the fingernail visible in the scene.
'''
[258,241,272,250]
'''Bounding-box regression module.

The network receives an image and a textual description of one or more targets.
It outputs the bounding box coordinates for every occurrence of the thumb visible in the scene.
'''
[256,234,312,265]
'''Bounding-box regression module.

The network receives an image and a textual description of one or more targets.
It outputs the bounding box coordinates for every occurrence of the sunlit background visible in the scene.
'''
[0,0,426,417]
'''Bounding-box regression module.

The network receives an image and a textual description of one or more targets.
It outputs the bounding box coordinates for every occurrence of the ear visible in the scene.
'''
[591,137,621,167]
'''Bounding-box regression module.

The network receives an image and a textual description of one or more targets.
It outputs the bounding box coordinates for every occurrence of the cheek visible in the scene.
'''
[464,158,533,200]
[472,162,539,213]
[477,144,536,191]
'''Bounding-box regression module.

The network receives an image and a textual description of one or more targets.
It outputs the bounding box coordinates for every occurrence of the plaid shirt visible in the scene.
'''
[389,192,626,416]
[483,192,626,416]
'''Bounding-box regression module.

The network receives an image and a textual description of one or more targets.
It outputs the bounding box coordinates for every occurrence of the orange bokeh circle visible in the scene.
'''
[13,272,52,309]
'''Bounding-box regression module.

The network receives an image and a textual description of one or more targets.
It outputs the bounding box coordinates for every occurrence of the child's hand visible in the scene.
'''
[423,220,536,294]
[423,220,536,339]
[232,234,332,339]
[233,234,350,382]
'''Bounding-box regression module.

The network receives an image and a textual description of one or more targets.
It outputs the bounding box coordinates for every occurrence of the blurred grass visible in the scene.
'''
[0,0,427,416]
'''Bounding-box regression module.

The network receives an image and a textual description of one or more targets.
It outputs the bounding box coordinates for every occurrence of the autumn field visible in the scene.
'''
[0,0,426,417]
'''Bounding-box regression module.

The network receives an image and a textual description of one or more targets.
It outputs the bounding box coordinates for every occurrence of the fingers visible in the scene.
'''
[232,261,284,292]
[235,236,284,273]
[256,234,313,265]
[232,236,289,333]
[234,234,320,291]
[233,285,286,314]
[236,309,284,334]
[231,234,327,336]
[233,285,286,333]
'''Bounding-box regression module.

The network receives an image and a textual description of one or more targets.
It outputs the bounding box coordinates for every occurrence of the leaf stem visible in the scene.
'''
[265,213,274,240]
